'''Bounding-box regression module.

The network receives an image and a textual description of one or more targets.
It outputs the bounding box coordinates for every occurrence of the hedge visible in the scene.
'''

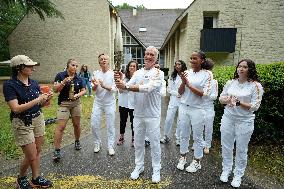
[212,62,284,143]
[0,64,11,76]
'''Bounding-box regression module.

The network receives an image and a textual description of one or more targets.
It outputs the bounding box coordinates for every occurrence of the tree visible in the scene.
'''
[115,3,146,10]
[0,0,63,60]
[0,0,63,20]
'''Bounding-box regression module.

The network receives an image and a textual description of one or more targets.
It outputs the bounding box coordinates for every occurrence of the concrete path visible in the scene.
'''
[0,97,262,189]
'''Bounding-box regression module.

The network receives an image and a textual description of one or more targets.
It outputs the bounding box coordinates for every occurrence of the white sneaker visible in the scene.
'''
[204,147,210,154]
[130,166,144,180]
[108,148,115,156]
[220,171,231,183]
[177,157,187,170]
[231,176,242,188]
[175,139,180,146]
[93,144,100,153]
[160,136,170,144]
[186,160,201,173]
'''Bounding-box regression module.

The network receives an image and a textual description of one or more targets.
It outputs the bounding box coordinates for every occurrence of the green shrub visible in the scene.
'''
[0,65,11,76]
[212,62,284,143]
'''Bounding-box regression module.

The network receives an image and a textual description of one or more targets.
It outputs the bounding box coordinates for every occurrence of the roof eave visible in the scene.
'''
[160,11,188,49]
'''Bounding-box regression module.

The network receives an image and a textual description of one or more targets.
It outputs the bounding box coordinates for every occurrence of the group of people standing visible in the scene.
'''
[3,45,263,189]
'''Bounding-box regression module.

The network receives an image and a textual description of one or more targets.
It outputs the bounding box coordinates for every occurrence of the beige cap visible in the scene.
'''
[10,55,38,67]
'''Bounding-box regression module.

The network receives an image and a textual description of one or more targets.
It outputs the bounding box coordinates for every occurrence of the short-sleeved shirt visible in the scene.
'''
[3,76,41,114]
[54,71,86,105]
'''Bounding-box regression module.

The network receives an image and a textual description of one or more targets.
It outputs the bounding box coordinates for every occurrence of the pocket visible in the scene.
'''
[12,118,24,130]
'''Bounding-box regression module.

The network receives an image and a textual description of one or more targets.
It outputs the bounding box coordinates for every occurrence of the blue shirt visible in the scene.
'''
[54,71,86,105]
[3,76,41,114]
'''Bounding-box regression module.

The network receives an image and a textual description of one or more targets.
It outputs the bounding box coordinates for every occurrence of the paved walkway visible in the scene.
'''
[0,97,262,189]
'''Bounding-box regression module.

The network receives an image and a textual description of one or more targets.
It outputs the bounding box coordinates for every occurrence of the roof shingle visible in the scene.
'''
[119,9,184,49]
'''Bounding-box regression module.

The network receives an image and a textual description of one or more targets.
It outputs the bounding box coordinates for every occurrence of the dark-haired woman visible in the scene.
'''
[219,59,263,188]
[79,64,92,97]
[3,55,53,188]
[176,51,213,173]
[160,60,187,145]
[117,60,138,146]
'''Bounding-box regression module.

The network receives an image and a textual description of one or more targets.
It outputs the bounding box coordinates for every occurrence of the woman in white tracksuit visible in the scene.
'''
[91,54,117,156]
[176,51,213,173]
[219,59,263,188]
[202,79,218,154]
[160,60,187,145]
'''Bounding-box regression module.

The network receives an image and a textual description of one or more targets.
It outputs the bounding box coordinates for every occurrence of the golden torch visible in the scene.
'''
[114,16,123,76]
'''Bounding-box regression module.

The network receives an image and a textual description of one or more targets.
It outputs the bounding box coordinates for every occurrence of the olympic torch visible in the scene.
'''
[114,16,123,80]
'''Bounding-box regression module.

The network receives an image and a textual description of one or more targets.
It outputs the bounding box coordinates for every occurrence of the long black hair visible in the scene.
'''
[125,60,138,80]
[171,60,187,80]
[233,59,260,82]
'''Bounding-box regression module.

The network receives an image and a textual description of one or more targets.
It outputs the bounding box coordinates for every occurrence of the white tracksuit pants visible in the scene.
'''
[163,103,180,139]
[220,115,254,177]
[203,108,215,148]
[179,104,206,159]
[91,102,116,149]
[134,117,161,171]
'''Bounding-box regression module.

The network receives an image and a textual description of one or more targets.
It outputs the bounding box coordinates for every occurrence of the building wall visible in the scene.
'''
[163,0,284,67]
[8,0,115,82]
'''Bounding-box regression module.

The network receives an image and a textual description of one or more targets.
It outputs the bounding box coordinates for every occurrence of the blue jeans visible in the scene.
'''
[84,78,92,96]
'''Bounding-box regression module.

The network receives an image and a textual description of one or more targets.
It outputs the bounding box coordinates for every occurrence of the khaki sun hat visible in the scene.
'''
[10,55,39,67]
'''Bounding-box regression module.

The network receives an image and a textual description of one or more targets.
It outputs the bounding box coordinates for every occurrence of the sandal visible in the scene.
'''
[117,137,125,145]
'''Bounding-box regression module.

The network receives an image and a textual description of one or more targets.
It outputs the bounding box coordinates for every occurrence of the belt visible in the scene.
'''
[11,110,42,119]
[30,110,41,118]
[11,110,42,127]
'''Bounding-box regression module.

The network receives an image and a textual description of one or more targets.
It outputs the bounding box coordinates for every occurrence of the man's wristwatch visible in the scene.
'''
[236,100,241,106]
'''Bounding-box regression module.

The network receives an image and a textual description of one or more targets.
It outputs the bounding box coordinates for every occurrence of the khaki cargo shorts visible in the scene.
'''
[12,112,45,146]
[57,99,82,120]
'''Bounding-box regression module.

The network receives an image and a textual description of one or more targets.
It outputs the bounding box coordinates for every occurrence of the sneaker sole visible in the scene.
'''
[130,171,144,180]
[31,183,52,188]
[152,179,160,183]
[186,166,201,173]
[15,181,32,189]
[177,165,185,171]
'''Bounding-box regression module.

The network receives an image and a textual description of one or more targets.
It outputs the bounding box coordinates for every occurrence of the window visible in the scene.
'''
[121,28,144,69]
[122,28,138,45]
[203,17,213,29]
[203,12,219,29]
[139,27,147,32]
